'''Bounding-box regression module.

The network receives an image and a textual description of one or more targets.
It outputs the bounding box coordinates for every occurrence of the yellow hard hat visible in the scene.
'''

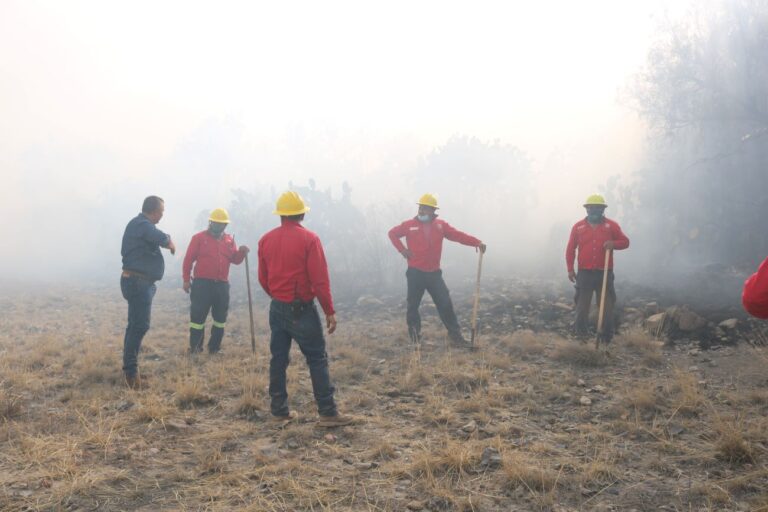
[417,193,439,209]
[273,191,310,216]
[208,208,231,223]
[583,194,607,207]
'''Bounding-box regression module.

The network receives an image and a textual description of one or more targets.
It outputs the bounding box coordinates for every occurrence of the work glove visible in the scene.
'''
[183,281,191,293]
[400,249,412,259]
[477,243,487,254]
[568,271,576,283]
[603,240,615,250]
[239,245,250,255]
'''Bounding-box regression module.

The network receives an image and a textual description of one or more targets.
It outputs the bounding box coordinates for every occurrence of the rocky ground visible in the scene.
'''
[0,277,767,511]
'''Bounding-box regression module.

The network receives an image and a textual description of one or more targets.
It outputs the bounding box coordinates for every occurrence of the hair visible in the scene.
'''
[282,214,305,221]
[142,196,164,214]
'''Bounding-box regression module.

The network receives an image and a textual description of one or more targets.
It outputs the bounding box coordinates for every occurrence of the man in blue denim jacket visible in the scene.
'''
[120,196,176,388]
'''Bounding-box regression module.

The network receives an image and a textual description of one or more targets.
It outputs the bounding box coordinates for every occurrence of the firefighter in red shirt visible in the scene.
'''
[182,208,249,354]
[565,194,630,344]
[257,191,353,427]
[388,194,486,346]
[743,256,768,319]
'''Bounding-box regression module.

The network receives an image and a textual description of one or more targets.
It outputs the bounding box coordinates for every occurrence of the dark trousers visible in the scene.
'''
[406,268,462,341]
[120,275,156,377]
[189,279,230,353]
[268,300,337,417]
[574,269,616,342]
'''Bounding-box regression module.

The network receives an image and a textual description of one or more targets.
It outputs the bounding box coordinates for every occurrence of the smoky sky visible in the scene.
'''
[1,0,697,289]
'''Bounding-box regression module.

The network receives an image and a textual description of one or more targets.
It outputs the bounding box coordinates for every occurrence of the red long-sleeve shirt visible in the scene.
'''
[182,231,245,282]
[257,219,335,316]
[388,217,481,272]
[566,217,630,272]
[743,256,768,319]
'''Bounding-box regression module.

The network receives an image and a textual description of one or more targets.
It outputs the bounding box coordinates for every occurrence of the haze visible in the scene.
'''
[0,0,689,285]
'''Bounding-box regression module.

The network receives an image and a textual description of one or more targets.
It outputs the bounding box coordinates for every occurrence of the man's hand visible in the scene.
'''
[167,239,176,255]
[478,243,487,254]
[568,271,576,283]
[183,281,191,293]
[326,314,337,334]
[400,249,412,259]
[239,245,250,255]
[603,240,615,251]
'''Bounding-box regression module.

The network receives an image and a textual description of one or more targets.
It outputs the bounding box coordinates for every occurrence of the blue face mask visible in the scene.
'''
[417,214,431,222]
[586,212,604,224]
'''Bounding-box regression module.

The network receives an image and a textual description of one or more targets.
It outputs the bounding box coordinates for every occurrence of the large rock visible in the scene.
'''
[645,312,666,333]
[667,306,707,332]
[718,318,739,330]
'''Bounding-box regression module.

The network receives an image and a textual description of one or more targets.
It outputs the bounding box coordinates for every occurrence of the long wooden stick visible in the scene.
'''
[595,249,612,350]
[244,253,256,354]
[470,250,485,346]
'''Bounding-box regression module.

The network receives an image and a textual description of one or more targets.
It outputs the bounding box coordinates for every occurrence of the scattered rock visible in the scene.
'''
[462,420,478,433]
[668,306,707,332]
[579,396,592,406]
[645,312,666,333]
[354,462,378,470]
[357,295,384,307]
[479,447,502,469]
[323,434,337,444]
[719,318,739,330]
[165,420,190,431]
[406,500,426,511]
[577,379,586,387]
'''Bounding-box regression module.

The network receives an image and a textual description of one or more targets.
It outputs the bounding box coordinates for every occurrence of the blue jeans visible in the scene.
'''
[120,275,156,377]
[268,300,337,417]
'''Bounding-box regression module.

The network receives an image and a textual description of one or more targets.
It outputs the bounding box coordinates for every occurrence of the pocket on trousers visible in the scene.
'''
[120,276,133,300]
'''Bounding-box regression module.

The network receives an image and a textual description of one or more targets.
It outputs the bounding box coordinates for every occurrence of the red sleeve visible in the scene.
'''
[743,257,768,319]
[565,225,578,273]
[229,237,246,265]
[257,239,271,296]
[388,222,408,253]
[182,234,199,282]
[441,221,481,247]
[611,222,630,250]
[306,237,335,316]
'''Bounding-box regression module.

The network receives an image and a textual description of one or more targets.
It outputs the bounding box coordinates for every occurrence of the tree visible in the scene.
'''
[626,0,768,270]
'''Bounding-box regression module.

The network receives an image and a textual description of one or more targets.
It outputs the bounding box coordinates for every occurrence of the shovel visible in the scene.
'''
[470,249,485,346]
[244,253,256,354]
[595,249,612,350]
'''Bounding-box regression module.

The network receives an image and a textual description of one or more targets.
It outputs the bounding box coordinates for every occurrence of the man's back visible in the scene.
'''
[258,220,334,316]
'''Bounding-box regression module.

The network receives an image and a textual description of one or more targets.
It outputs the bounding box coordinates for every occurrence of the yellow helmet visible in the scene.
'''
[208,207,231,223]
[417,193,439,209]
[583,194,607,207]
[273,191,310,216]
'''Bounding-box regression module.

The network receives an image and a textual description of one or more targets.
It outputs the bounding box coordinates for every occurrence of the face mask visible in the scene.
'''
[209,223,227,236]
[417,214,431,222]
[587,211,604,224]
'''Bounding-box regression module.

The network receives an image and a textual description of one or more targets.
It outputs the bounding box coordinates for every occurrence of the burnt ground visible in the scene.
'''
[0,277,767,511]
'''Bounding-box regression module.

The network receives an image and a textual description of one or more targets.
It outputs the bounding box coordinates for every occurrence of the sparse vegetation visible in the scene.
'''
[0,285,766,510]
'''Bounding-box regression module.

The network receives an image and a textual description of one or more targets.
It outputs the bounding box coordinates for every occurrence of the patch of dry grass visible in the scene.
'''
[714,419,756,465]
[502,451,560,493]
[407,440,480,481]
[500,329,548,358]
[550,341,609,367]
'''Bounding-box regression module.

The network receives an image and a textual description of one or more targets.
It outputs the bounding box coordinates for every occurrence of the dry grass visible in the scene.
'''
[500,329,548,358]
[502,451,560,493]
[407,440,480,481]
[714,419,756,464]
[1,285,767,511]
[550,340,609,367]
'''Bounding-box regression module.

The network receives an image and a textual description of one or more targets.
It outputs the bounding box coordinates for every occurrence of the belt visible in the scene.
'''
[122,270,154,281]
